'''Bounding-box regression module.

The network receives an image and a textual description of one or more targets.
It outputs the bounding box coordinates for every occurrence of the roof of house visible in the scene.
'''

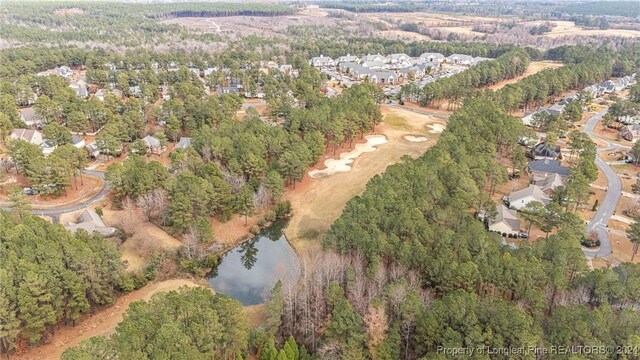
[362,60,386,68]
[447,54,474,62]
[527,159,570,176]
[11,129,41,143]
[337,55,360,63]
[142,135,161,147]
[535,173,567,192]
[489,204,520,232]
[64,209,116,237]
[420,52,444,59]
[20,107,41,124]
[370,71,395,79]
[361,54,384,62]
[387,53,409,60]
[533,142,561,159]
[175,137,192,150]
[71,134,84,145]
[509,184,550,204]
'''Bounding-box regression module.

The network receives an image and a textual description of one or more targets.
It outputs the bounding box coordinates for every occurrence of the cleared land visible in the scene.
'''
[12,279,203,360]
[487,61,564,90]
[284,106,445,253]
[546,21,640,38]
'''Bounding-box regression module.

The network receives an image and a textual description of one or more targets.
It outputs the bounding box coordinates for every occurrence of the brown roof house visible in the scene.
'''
[64,209,116,237]
[621,124,640,142]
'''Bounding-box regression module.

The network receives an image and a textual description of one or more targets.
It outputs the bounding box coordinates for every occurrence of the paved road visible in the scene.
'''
[7,170,109,221]
[582,109,627,258]
[385,102,451,120]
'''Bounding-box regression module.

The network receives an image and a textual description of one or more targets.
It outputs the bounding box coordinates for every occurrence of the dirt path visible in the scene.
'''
[12,279,203,360]
[284,106,444,253]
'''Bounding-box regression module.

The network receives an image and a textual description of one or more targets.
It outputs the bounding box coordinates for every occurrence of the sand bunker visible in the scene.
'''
[404,135,428,142]
[427,123,445,133]
[309,135,388,178]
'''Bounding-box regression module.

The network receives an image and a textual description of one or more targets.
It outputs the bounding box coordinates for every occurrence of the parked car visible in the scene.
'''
[518,232,529,239]
[23,187,38,196]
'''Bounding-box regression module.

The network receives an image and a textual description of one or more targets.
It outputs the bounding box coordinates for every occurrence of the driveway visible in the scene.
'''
[582,109,628,258]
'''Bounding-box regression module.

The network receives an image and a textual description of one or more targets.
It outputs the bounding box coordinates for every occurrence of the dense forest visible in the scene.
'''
[0,211,132,353]
[315,98,640,359]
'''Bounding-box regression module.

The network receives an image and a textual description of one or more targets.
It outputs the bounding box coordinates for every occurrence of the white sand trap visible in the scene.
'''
[404,135,428,142]
[427,123,445,133]
[309,135,388,178]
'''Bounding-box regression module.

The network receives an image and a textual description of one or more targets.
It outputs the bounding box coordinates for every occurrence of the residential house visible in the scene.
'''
[419,53,445,63]
[368,71,396,85]
[507,184,551,210]
[56,66,72,78]
[446,54,474,65]
[529,142,562,160]
[20,107,43,128]
[386,53,410,64]
[527,159,570,181]
[204,67,217,78]
[175,137,192,150]
[142,135,165,155]
[621,124,640,142]
[129,86,142,98]
[69,80,89,98]
[535,173,567,196]
[361,60,387,70]
[86,142,100,158]
[40,140,56,156]
[10,129,43,145]
[471,57,491,66]
[336,54,360,64]
[309,55,335,67]
[71,134,85,148]
[188,67,201,77]
[64,209,116,237]
[488,204,521,236]
[94,89,106,101]
[361,54,385,63]
[216,85,241,95]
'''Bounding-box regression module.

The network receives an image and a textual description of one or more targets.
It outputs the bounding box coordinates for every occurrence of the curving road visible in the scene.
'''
[582,109,629,258]
[3,170,110,221]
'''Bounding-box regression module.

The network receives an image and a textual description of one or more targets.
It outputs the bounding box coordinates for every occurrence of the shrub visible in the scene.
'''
[274,200,292,218]
[250,225,261,235]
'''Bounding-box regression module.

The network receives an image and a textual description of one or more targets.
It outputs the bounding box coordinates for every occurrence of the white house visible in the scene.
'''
[419,53,445,63]
[10,129,43,145]
[71,134,86,149]
[309,55,335,67]
[446,54,474,65]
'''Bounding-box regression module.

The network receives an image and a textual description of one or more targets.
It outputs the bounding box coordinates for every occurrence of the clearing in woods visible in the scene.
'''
[285,106,445,253]
[12,279,203,360]
[487,61,564,90]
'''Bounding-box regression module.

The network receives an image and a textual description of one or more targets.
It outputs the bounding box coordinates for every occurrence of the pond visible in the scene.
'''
[207,221,299,306]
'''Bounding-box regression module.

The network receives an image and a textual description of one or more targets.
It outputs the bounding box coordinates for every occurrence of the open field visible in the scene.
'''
[545,21,640,38]
[12,279,204,360]
[284,106,444,253]
[487,61,564,90]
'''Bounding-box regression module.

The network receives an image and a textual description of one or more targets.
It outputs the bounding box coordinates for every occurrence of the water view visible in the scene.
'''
[207,221,299,306]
